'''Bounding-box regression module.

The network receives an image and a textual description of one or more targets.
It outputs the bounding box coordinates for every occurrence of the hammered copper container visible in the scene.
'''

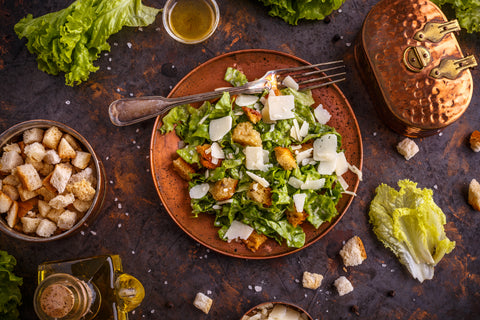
[355,0,475,137]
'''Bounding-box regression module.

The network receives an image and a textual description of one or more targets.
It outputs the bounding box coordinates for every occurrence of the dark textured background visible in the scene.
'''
[0,0,479,319]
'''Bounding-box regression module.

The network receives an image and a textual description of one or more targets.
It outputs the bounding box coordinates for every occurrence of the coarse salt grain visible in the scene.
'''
[132,250,135,254]
[254,286,262,292]
[164,281,168,285]
[127,42,132,48]
[65,100,70,105]
[207,290,212,295]
[90,231,97,236]
[107,67,111,70]
[118,203,122,209]
[382,263,387,267]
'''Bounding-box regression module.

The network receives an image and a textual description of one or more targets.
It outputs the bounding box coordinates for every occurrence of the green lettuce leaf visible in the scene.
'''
[224,67,248,87]
[14,0,160,86]
[0,251,23,320]
[258,0,346,25]
[369,180,456,282]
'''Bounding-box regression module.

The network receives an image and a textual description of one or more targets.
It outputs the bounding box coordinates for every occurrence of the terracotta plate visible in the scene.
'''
[150,49,363,259]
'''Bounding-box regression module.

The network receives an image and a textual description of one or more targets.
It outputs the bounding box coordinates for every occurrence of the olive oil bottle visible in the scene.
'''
[34,255,144,320]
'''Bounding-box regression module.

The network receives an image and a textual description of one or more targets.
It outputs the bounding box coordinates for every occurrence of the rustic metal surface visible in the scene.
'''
[357,0,474,137]
[0,0,479,319]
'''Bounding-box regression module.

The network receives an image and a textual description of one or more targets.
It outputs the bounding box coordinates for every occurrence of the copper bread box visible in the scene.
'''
[355,0,477,138]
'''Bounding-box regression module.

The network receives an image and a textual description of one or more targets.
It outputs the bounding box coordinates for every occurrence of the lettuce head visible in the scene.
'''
[369,179,455,282]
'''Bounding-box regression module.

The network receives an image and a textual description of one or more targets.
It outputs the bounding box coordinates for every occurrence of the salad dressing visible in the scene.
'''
[168,0,215,42]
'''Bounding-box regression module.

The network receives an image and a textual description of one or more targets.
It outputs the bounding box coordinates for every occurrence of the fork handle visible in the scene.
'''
[108,86,264,126]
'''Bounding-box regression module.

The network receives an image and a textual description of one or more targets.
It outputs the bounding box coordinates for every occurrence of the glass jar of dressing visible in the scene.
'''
[162,0,220,44]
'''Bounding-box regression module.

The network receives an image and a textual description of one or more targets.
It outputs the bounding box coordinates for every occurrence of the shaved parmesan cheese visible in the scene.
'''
[268,304,301,320]
[224,220,253,242]
[282,75,299,90]
[293,193,306,212]
[198,113,209,125]
[268,95,295,120]
[299,121,309,139]
[235,94,259,106]
[246,171,269,188]
[296,148,313,164]
[335,152,349,176]
[288,177,304,189]
[337,175,349,191]
[209,116,232,141]
[349,164,363,181]
[301,178,325,190]
[210,142,225,159]
[290,119,301,141]
[245,146,267,171]
[317,158,337,175]
[189,183,210,199]
[313,134,337,161]
[314,104,332,124]
[217,199,234,205]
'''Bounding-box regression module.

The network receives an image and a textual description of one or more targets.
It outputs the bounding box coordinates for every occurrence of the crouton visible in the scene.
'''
[3,143,21,153]
[69,167,94,185]
[193,292,213,314]
[274,147,297,170]
[47,208,65,223]
[36,186,56,202]
[6,201,18,228]
[24,142,46,162]
[468,179,480,211]
[57,138,76,160]
[396,138,419,160]
[16,163,42,191]
[42,126,63,149]
[210,177,238,201]
[65,179,95,202]
[25,157,44,172]
[23,127,44,144]
[470,131,480,152]
[2,174,20,186]
[242,230,268,252]
[196,144,222,169]
[247,182,272,207]
[48,193,75,209]
[302,271,324,290]
[232,122,262,147]
[37,200,51,217]
[71,151,91,169]
[21,216,42,233]
[50,163,72,193]
[286,209,307,227]
[0,190,13,213]
[172,157,196,181]
[62,134,82,151]
[339,236,367,267]
[334,276,354,296]
[36,219,57,237]
[57,210,77,230]
[17,198,36,219]
[2,184,18,201]
[0,151,24,173]
[73,199,92,213]
[242,106,262,124]
[38,163,54,177]
[17,185,37,202]
[43,149,61,165]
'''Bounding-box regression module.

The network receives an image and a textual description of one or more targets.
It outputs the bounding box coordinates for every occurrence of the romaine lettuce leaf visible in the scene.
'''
[369,180,456,282]
[0,251,23,320]
[431,0,480,33]
[14,0,160,86]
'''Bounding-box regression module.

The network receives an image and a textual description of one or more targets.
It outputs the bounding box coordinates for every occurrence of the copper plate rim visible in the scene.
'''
[150,49,363,259]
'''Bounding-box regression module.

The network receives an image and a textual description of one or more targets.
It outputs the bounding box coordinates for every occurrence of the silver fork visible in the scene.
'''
[109,60,346,126]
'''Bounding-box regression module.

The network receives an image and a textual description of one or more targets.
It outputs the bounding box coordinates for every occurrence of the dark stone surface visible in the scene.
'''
[0,0,479,319]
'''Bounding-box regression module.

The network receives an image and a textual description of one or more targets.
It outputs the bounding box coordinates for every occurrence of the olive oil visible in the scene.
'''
[168,0,216,42]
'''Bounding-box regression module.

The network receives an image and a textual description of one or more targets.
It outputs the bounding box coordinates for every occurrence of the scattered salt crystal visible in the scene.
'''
[107,67,111,71]
[164,281,168,285]
[373,132,377,136]
[150,309,155,314]
[132,250,135,254]
[127,42,132,48]
[106,156,110,160]
[155,27,161,31]
[204,255,207,259]
[118,203,122,209]
[346,42,351,47]
[136,128,140,133]
[114,42,118,46]
[133,140,136,144]
[207,290,212,295]
[125,212,129,216]
[391,269,395,272]
[114,198,118,202]
[382,263,387,267]
[338,8,343,12]
[248,285,252,290]
[132,311,135,315]
[90,231,97,236]
[148,269,151,273]
[138,27,143,32]
[304,293,308,298]
[137,145,140,149]
[295,279,300,283]
[254,286,262,292]
[439,132,443,136]
[80,231,85,236]
[65,100,70,105]
[108,57,112,62]
[104,53,109,56]
[109,180,114,184]
[116,88,121,92]
[434,185,438,189]
[129,93,134,97]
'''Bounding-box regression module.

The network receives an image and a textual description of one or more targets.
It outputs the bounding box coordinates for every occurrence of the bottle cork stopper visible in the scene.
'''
[40,283,74,318]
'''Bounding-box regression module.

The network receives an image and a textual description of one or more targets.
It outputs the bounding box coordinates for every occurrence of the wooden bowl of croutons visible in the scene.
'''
[0,120,106,242]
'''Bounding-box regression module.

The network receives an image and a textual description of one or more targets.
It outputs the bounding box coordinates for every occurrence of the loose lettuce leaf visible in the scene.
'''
[14,0,160,86]
[258,0,346,25]
[0,251,23,320]
[224,67,248,87]
[431,0,480,33]
[369,180,455,282]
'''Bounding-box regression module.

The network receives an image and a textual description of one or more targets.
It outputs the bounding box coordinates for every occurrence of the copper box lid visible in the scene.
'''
[355,0,476,138]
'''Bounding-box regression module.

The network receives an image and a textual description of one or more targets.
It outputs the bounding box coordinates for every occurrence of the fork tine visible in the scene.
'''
[274,60,344,74]
[289,65,345,79]
[296,71,347,86]
[299,77,346,91]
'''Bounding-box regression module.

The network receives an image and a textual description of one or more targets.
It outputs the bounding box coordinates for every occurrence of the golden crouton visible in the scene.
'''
[196,144,222,169]
[247,182,272,207]
[274,147,297,170]
[172,157,196,181]
[242,230,268,252]
[286,209,307,227]
[210,177,238,201]
[242,107,262,124]
[470,130,480,152]
[232,122,262,147]
[468,179,480,211]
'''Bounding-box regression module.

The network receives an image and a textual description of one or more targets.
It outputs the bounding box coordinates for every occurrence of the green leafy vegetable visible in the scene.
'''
[431,0,480,33]
[257,0,346,25]
[369,180,456,282]
[14,0,160,86]
[0,251,23,320]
